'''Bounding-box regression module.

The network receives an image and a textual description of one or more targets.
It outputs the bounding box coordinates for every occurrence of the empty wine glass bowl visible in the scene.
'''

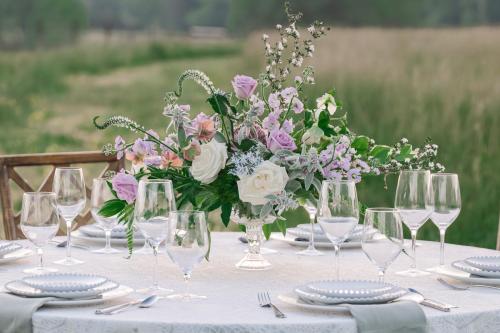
[362,208,403,282]
[166,210,209,301]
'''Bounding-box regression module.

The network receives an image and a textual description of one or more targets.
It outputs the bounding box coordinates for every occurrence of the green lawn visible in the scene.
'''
[1,29,498,248]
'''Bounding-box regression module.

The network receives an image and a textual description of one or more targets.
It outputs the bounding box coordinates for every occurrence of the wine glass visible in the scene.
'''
[317,180,359,280]
[20,192,60,274]
[296,199,324,256]
[395,170,433,277]
[429,173,461,269]
[91,178,121,254]
[166,210,209,300]
[362,208,403,282]
[53,167,86,266]
[134,179,176,295]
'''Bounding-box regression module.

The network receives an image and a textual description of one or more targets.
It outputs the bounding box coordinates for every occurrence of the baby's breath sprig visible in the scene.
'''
[261,2,329,91]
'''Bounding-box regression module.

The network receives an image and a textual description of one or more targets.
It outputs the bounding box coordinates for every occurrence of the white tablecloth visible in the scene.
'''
[2,232,500,333]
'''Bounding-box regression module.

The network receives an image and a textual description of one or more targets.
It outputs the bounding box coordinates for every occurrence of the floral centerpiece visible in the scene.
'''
[94,3,444,263]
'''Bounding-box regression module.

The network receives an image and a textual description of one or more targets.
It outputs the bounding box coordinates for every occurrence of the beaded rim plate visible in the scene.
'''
[452,260,500,278]
[303,280,397,298]
[0,248,32,264]
[5,279,119,299]
[294,285,407,305]
[72,230,145,246]
[464,256,500,272]
[270,234,365,249]
[79,224,144,239]
[433,265,500,286]
[23,273,108,292]
[278,292,350,313]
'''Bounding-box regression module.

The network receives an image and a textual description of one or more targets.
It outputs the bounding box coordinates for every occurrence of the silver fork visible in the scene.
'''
[438,277,500,291]
[258,292,286,318]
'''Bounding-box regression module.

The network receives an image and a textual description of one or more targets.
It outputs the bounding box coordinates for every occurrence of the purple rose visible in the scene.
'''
[112,172,138,204]
[232,75,257,100]
[267,129,297,153]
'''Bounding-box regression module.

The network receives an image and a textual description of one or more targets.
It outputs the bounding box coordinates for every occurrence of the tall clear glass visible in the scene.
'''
[317,180,359,280]
[395,170,433,277]
[134,179,176,295]
[20,192,60,274]
[53,167,86,266]
[296,199,324,256]
[166,210,209,301]
[362,208,403,282]
[91,178,121,254]
[429,173,461,269]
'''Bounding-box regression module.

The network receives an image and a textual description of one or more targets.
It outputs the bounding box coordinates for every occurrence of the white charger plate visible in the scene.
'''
[23,273,108,292]
[5,279,119,299]
[72,230,145,246]
[278,292,350,313]
[304,280,396,298]
[0,248,33,264]
[465,256,500,272]
[294,285,407,305]
[434,265,500,285]
[452,260,500,278]
[271,234,364,249]
[48,285,133,307]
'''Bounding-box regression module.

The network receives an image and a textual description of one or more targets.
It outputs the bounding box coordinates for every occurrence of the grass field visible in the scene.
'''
[0,28,498,248]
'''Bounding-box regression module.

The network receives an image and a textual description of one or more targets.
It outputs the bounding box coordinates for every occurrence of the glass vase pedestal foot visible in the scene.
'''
[296,246,324,256]
[234,214,274,271]
[54,257,84,266]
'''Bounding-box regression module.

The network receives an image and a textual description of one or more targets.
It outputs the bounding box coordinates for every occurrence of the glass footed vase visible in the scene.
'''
[234,214,274,271]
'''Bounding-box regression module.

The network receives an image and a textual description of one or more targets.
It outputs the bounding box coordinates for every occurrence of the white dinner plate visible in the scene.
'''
[0,248,33,264]
[271,234,365,249]
[286,228,330,242]
[49,285,133,307]
[5,279,119,299]
[452,260,500,278]
[72,230,145,246]
[304,280,397,298]
[79,224,144,239]
[434,265,500,286]
[278,292,350,313]
[0,243,24,257]
[294,285,407,305]
[23,273,108,292]
[465,256,500,272]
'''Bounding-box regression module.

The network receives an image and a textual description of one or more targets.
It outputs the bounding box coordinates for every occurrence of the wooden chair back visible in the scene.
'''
[0,151,124,240]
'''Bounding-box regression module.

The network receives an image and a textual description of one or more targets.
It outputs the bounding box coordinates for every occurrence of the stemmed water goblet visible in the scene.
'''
[296,198,324,256]
[53,167,86,266]
[428,173,461,270]
[362,208,403,282]
[91,177,121,254]
[134,179,176,295]
[166,210,209,300]
[317,180,359,280]
[395,170,433,277]
[20,192,60,274]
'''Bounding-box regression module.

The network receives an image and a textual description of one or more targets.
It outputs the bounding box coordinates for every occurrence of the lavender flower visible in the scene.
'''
[262,112,280,131]
[292,98,304,114]
[268,93,281,112]
[280,87,298,103]
[112,171,138,204]
[282,119,294,134]
[114,136,125,159]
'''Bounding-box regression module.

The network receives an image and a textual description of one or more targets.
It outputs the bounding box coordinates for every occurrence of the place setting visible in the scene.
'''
[0,241,32,266]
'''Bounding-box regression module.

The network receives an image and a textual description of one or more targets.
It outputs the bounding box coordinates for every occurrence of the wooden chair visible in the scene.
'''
[0,151,124,240]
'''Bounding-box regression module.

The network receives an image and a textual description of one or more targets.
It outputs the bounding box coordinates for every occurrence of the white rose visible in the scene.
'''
[237,161,289,206]
[190,139,228,184]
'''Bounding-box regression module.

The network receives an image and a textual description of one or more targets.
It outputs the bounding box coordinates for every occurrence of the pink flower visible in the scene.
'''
[162,151,184,168]
[188,113,216,142]
[112,171,138,204]
[232,75,257,100]
[182,141,201,161]
[267,129,297,153]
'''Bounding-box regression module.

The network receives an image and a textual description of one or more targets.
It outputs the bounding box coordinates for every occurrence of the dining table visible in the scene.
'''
[2,231,500,333]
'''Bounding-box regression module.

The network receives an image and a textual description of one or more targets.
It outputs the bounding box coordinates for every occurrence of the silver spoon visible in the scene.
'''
[96,295,159,315]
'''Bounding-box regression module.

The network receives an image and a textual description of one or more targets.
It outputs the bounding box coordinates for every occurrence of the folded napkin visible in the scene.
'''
[0,293,54,333]
[347,301,428,333]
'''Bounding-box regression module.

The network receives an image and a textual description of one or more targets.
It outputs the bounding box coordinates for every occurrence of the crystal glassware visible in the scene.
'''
[362,208,403,282]
[296,199,324,256]
[429,173,461,269]
[134,179,176,295]
[166,210,209,300]
[91,178,121,254]
[53,167,86,266]
[395,170,433,277]
[20,192,60,274]
[317,180,359,280]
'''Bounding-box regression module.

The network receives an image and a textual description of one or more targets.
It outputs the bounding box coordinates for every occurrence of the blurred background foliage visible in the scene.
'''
[0,0,498,248]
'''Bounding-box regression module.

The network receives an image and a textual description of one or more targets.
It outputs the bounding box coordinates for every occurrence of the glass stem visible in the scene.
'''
[152,245,159,289]
[439,228,446,266]
[37,247,43,269]
[66,220,72,260]
[309,215,315,249]
[334,244,340,280]
[183,272,191,297]
[105,230,112,250]
[410,229,417,269]
[378,268,385,282]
